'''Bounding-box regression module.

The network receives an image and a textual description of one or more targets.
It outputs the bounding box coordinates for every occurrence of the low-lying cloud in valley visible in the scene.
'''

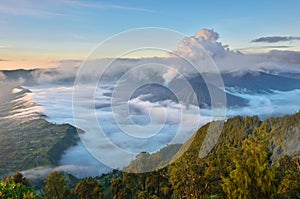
[2,28,300,177]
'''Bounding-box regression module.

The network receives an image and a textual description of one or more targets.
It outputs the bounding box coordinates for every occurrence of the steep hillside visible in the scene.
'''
[0,119,80,177]
[95,112,300,198]
[175,112,300,164]
[0,86,80,178]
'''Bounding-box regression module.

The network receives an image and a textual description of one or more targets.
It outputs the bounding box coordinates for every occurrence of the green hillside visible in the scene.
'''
[0,119,79,177]
[0,87,80,178]
[97,112,300,198]
[1,112,299,198]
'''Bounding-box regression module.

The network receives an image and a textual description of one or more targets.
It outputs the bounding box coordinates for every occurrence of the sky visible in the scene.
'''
[0,0,300,70]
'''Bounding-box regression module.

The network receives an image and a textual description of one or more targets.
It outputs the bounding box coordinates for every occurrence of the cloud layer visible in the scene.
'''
[2,28,300,176]
[23,28,300,88]
[252,36,300,43]
[172,29,300,73]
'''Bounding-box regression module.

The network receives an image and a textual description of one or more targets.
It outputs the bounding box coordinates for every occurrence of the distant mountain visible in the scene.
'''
[278,72,300,80]
[2,69,300,108]
[1,68,75,86]
[178,75,248,107]
[131,83,177,103]
[132,71,300,108]
[221,71,300,93]
[184,71,300,93]
[2,69,37,86]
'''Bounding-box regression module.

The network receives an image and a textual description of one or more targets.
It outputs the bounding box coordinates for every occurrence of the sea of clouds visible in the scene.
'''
[25,82,300,177]
[4,28,299,177]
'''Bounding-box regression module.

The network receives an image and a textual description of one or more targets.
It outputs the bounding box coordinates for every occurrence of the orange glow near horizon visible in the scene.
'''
[0,49,168,70]
[0,60,59,70]
[0,51,86,70]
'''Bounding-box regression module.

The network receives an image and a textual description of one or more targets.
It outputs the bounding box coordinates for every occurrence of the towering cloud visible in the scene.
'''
[22,28,300,86]
[174,28,227,58]
[171,29,300,73]
[195,29,219,41]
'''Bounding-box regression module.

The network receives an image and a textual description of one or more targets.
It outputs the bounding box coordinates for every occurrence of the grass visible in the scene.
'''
[0,119,79,178]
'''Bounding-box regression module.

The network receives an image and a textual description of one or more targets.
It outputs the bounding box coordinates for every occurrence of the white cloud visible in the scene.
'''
[171,28,300,73]
[28,28,300,86]
[195,29,219,42]
[162,67,179,86]
[13,28,300,176]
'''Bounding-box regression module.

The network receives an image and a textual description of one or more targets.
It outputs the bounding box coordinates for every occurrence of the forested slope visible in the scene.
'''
[1,112,299,198]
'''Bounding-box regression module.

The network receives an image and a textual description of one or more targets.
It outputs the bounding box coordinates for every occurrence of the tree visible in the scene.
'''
[145,169,171,199]
[169,152,208,199]
[276,156,300,198]
[43,171,72,199]
[74,177,103,199]
[110,177,130,199]
[0,173,36,199]
[221,129,275,199]
[11,172,30,186]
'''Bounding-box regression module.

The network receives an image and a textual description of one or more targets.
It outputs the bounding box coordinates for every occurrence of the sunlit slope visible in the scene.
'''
[0,87,79,177]
[174,112,300,164]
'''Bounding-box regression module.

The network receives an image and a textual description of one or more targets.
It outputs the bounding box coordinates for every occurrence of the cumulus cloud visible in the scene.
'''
[170,29,252,73]
[16,28,300,176]
[252,36,300,43]
[195,29,219,41]
[23,28,300,88]
[169,29,300,73]
[173,28,226,59]
[23,28,300,87]
[162,67,179,86]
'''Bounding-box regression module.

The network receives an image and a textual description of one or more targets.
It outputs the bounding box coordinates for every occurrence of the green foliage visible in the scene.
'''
[0,173,36,199]
[221,129,275,198]
[276,156,300,198]
[104,113,300,198]
[1,113,300,199]
[110,177,130,199]
[74,177,103,199]
[43,171,73,199]
[0,119,79,177]
[125,144,182,173]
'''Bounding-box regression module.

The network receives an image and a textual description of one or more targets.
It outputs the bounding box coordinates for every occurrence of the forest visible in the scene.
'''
[1,112,299,199]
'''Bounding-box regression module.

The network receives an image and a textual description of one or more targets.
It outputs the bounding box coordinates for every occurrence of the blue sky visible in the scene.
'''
[0,0,300,69]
